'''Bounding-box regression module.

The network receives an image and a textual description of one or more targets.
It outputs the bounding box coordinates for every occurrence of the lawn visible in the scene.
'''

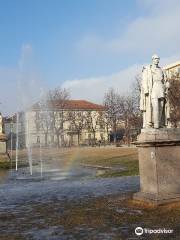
[73,147,139,177]
[1,146,139,177]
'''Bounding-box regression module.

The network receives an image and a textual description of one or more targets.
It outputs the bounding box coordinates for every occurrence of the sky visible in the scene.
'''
[0,0,180,115]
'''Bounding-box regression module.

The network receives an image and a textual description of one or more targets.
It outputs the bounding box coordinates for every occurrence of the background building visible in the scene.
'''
[26,100,109,147]
[4,112,26,150]
[164,61,180,78]
[4,100,110,148]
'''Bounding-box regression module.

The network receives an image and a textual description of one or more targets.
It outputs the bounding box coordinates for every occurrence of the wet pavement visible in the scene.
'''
[0,165,178,239]
[0,165,140,239]
[0,166,139,206]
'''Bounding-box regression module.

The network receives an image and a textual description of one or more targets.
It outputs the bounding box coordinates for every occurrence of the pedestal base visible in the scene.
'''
[0,133,7,151]
[133,128,180,205]
[134,192,180,205]
[0,141,7,154]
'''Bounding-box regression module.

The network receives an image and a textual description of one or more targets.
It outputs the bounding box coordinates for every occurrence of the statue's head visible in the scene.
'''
[152,54,160,66]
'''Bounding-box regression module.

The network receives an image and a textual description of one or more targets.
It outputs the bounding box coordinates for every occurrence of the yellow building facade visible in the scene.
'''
[164,61,180,78]
[25,100,109,147]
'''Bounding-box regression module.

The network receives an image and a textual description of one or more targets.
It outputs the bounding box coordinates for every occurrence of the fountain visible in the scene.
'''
[26,113,33,175]
[10,119,13,169]
[15,44,47,177]
[39,91,45,178]
[15,112,19,171]
[39,131,43,178]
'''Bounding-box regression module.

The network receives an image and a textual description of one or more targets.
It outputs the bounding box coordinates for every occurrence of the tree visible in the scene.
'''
[131,74,142,111]
[46,87,70,147]
[168,73,180,127]
[120,94,142,145]
[85,111,101,145]
[35,98,52,147]
[68,110,87,146]
[104,79,142,145]
[130,74,143,133]
[104,88,123,143]
[101,112,111,142]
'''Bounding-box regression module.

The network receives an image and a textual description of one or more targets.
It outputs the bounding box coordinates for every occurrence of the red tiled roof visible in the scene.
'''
[31,100,105,111]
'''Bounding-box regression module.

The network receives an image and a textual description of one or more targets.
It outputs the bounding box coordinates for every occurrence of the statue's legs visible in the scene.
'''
[159,98,164,127]
[143,96,152,128]
[165,100,170,127]
[152,98,159,128]
[152,98,164,128]
[143,111,146,128]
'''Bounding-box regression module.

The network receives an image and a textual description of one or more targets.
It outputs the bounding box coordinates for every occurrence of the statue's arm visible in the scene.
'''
[140,66,149,111]
[163,70,170,95]
[142,66,149,95]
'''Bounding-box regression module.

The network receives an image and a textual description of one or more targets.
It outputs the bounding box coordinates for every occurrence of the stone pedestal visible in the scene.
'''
[0,133,7,153]
[133,128,180,205]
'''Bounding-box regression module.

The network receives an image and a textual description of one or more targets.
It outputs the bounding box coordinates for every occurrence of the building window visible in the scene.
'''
[77,112,82,117]
[99,122,104,129]
[36,112,40,120]
[100,133,104,140]
[37,136,40,144]
[36,122,40,131]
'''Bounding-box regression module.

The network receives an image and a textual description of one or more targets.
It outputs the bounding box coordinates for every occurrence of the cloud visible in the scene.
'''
[62,64,142,103]
[77,0,180,58]
[62,54,180,104]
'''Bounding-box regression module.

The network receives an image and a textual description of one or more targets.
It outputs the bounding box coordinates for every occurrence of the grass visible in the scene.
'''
[94,157,139,177]
[0,161,10,169]
[0,152,31,169]
[0,154,10,169]
[2,147,139,177]
[74,147,139,177]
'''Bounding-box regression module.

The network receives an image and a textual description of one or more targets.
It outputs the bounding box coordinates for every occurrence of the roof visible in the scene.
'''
[31,100,105,111]
[163,61,180,70]
[4,111,24,123]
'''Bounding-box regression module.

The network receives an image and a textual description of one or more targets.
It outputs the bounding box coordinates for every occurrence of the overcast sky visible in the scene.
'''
[0,0,180,115]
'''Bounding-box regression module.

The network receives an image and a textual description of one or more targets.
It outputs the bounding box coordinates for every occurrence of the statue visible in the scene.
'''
[140,54,170,129]
[134,55,180,205]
